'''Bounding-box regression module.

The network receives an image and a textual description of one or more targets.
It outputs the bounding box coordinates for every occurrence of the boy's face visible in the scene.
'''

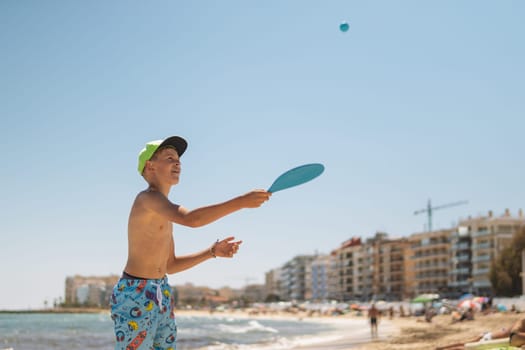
[146,147,181,185]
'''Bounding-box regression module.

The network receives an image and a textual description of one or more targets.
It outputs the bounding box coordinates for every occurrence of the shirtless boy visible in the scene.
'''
[110,136,271,350]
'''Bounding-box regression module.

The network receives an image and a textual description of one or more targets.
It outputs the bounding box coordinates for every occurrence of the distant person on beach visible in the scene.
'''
[368,303,380,338]
[435,327,510,350]
[388,306,394,319]
[436,317,525,350]
[509,317,525,347]
[425,307,437,322]
[399,305,406,317]
[109,136,271,350]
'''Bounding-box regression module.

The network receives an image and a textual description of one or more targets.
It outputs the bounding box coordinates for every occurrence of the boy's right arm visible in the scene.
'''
[141,189,270,227]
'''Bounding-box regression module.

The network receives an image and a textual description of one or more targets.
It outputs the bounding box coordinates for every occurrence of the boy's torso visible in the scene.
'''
[124,194,173,279]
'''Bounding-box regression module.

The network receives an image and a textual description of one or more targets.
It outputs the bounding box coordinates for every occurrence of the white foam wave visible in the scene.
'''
[217,320,279,334]
[199,332,344,350]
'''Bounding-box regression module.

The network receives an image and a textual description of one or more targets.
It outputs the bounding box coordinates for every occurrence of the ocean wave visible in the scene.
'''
[217,320,279,334]
[197,332,344,350]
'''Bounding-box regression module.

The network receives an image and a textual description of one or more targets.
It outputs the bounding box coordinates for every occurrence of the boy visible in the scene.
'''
[110,136,271,350]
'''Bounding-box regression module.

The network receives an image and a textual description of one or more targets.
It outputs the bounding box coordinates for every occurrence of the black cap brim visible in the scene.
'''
[158,136,188,157]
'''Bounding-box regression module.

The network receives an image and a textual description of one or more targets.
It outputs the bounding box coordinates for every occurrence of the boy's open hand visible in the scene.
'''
[214,237,242,258]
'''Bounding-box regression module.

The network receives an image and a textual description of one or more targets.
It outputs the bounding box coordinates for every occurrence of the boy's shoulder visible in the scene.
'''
[135,189,160,202]
[131,190,163,215]
[134,189,173,207]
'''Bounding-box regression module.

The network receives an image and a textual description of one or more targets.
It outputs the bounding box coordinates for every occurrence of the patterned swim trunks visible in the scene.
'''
[110,274,177,350]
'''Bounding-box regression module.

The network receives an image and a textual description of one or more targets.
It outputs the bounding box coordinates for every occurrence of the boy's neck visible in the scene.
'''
[147,182,172,196]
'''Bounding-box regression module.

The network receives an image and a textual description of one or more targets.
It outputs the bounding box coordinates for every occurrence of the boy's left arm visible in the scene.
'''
[166,235,242,274]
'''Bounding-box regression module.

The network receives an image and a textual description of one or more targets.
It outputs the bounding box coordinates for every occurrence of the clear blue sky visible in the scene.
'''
[1,1,523,310]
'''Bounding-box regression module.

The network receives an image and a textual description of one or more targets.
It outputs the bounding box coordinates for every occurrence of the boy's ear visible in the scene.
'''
[145,160,155,172]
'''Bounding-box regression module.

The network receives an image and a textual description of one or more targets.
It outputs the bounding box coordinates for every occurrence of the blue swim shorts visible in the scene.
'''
[110,275,177,350]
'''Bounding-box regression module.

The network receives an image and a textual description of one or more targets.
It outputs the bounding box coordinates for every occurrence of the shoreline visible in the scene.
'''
[177,309,400,349]
[3,307,521,350]
[174,310,523,350]
[289,317,398,350]
[0,307,109,314]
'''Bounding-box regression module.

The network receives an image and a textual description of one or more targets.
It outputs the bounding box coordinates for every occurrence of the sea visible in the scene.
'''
[0,313,353,350]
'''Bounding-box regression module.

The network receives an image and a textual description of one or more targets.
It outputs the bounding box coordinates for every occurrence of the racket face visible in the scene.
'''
[268,163,324,193]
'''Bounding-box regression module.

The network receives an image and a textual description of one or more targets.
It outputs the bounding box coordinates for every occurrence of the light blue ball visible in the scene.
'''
[339,22,349,32]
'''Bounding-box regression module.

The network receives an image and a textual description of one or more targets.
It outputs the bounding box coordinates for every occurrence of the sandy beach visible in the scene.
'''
[350,312,523,350]
[175,309,523,350]
[303,312,523,350]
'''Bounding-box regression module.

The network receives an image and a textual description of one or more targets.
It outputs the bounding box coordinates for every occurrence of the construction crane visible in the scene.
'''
[414,199,468,232]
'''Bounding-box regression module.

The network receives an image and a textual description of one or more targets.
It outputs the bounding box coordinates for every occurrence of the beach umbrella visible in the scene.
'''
[335,303,349,311]
[411,293,439,303]
[472,296,488,304]
[458,293,474,301]
[458,299,481,311]
[375,300,389,310]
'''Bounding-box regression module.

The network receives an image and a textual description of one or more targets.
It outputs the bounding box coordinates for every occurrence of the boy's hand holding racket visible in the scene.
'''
[239,190,272,208]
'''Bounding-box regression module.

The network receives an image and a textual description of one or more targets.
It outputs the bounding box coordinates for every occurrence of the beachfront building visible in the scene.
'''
[265,268,283,300]
[448,226,473,296]
[326,251,341,300]
[409,229,453,296]
[174,283,245,307]
[367,233,414,300]
[333,237,366,300]
[262,208,525,303]
[243,284,267,303]
[304,258,313,300]
[310,254,333,301]
[64,274,119,307]
[333,233,415,301]
[218,286,242,302]
[175,282,223,306]
[279,255,316,301]
[457,209,525,296]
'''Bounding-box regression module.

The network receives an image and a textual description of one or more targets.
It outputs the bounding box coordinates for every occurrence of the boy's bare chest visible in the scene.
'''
[149,215,172,234]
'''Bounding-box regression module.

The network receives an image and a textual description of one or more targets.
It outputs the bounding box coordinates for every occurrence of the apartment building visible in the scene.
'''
[368,234,414,300]
[64,274,119,307]
[279,255,316,301]
[334,237,366,300]
[456,209,525,295]
[265,268,282,299]
[243,284,267,303]
[264,208,524,302]
[409,229,453,295]
[175,282,217,304]
[449,226,472,294]
[332,233,414,301]
[327,251,341,300]
[310,254,333,301]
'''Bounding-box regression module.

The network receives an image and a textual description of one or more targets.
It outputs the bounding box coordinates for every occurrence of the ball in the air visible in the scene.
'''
[339,22,349,32]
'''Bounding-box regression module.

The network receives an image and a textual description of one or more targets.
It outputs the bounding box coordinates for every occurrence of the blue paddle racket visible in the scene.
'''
[268,163,325,193]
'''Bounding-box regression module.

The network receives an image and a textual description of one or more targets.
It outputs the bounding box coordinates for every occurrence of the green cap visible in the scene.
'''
[138,136,188,175]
